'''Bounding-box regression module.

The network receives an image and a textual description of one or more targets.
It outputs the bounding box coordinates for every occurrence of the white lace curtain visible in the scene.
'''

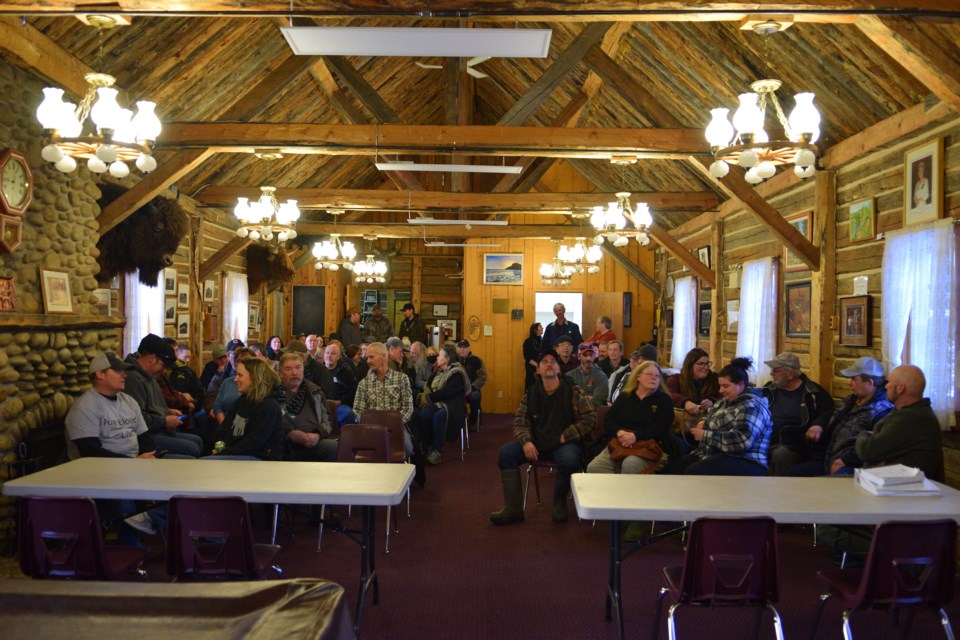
[670,276,697,369]
[223,272,249,343]
[881,219,958,427]
[736,257,778,385]
[123,270,164,356]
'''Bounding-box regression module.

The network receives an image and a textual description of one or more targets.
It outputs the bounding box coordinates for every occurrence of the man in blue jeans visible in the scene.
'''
[490,348,595,525]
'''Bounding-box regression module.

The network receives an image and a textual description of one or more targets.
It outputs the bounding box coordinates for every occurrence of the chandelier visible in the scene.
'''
[353,255,389,284]
[590,192,653,247]
[557,238,602,274]
[539,259,574,287]
[36,74,161,177]
[313,234,357,271]
[705,79,820,184]
[234,187,301,244]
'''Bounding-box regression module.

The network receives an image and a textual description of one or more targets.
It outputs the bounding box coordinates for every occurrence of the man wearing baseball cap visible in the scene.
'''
[762,352,834,475]
[552,335,579,375]
[786,357,894,476]
[123,334,203,458]
[566,342,608,406]
[398,303,428,346]
[456,339,487,430]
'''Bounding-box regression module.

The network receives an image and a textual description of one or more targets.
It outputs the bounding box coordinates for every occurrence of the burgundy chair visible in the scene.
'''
[357,409,411,547]
[652,516,783,640]
[810,519,956,640]
[18,496,148,580]
[165,495,281,580]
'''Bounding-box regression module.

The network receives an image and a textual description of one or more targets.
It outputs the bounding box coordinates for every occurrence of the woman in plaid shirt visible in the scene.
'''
[662,357,772,476]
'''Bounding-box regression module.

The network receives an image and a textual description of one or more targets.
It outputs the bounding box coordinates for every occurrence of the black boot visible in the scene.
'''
[490,469,525,525]
[552,475,570,523]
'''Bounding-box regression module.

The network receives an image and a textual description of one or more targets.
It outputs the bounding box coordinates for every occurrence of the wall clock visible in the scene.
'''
[0,148,33,217]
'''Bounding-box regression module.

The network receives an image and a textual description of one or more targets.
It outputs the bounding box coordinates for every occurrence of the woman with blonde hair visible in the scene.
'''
[206,357,284,460]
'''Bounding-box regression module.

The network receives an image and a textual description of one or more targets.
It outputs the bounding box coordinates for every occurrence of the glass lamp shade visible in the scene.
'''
[136,153,157,173]
[340,241,357,260]
[705,108,735,148]
[586,245,603,262]
[275,200,301,225]
[57,100,83,137]
[132,101,162,142]
[557,245,570,261]
[608,202,626,229]
[539,263,554,278]
[732,92,763,138]
[234,197,251,222]
[633,202,653,228]
[90,87,123,132]
[569,242,585,261]
[590,205,606,230]
[112,108,136,144]
[788,93,820,143]
[756,161,777,180]
[744,167,763,184]
[709,160,730,178]
[37,88,67,130]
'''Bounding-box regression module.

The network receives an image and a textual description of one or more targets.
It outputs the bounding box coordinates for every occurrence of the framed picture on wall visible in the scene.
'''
[164,297,176,322]
[840,295,871,346]
[432,304,448,317]
[785,281,812,337]
[176,313,189,339]
[40,268,73,314]
[203,279,215,302]
[93,288,112,317]
[0,276,17,312]
[163,268,176,293]
[623,292,632,328]
[903,137,943,227]
[784,211,813,272]
[248,304,259,328]
[177,282,189,309]
[696,245,711,268]
[483,253,523,285]
[726,299,739,334]
[698,303,711,337]
[848,197,876,243]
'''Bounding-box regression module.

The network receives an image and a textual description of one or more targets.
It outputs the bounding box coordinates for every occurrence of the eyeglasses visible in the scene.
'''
[694,360,712,367]
[640,372,661,379]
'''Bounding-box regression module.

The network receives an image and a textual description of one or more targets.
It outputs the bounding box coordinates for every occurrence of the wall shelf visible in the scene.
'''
[0,314,127,331]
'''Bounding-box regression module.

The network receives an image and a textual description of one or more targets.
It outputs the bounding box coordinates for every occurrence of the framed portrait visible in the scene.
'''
[698,303,711,337]
[483,253,523,285]
[176,313,190,339]
[203,279,215,302]
[696,245,711,268]
[848,197,876,244]
[93,288,112,317]
[840,295,871,346]
[785,281,812,337]
[0,276,17,312]
[726,299,739,334]
[163,268,176,293]
[177,282,189,309]
[903,137,943,227]
[432,304,448,317]
[248,304,259,327]
[164,297,176,322]
[784,211,813,272]
[623,291,632,328]
[40,268,73,314]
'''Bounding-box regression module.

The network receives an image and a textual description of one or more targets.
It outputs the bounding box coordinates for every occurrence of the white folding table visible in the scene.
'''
[4,457,414,637]
[572,473,960,640]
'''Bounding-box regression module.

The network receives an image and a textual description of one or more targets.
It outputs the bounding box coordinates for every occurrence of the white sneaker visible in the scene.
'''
[123,512,157,536]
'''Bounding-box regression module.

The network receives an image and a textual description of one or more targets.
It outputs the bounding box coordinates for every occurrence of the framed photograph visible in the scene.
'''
[203,279,215,302]
[623,291,632,328]
[439,319,457,341]
[903,137,943,227]
[483,253,523,285]
[176,313,189,339]
[696,245,711,268]
[698,303,711,337]
[784,211,813,271]
[163,268,176,293]
[177,282,189,309]
[840,295,871,346]
[164,297,176,322]
[0,276,17,312]
[40,268,73,314]
[92,288,112,317]
[665,308,674,329]
[432,304,448,318]
[248,304,259,327]
[785,281,812,337]
[849,197,876,244]
[726,299,739,334]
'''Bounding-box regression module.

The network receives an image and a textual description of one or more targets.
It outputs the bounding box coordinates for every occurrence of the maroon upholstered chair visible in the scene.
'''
[18,496,148,580]
[652,516,783,640]
[810,519,956,640]
[166,495,281,580]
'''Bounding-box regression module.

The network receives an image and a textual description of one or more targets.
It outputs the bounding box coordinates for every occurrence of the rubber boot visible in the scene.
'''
[490,469,525,525]
[552,475,570,523]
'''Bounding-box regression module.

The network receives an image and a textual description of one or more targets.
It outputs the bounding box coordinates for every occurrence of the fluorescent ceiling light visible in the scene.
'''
[425,242,502,247]
[281,27,552,58]
[376,162,522,175]
[407,218,508,226]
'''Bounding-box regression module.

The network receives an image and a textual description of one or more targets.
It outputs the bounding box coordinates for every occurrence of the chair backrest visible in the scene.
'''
[337,424,390,463]
[675,516,779,606]
[854,519,956,609]
[357,409,406,463]
[166,495,263,580]
[594,404,610,443]
[18,496,111,579]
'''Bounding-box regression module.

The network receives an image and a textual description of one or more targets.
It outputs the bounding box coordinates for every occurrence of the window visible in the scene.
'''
[736,258,778,385]
[123,270,164,356]
[670,277,697,369]
[881,219,958,427]
[223,272,249,342]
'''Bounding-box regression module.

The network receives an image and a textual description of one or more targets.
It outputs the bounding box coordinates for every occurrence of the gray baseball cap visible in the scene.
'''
[764,352,800,370]
[89,351,133,374]
[840,357,884,377]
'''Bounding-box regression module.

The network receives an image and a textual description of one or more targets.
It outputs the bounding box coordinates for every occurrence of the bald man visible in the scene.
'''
[854,364,943,479]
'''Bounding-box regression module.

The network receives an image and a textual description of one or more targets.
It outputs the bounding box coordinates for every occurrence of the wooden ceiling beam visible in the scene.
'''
[647,224,715,287]
[599,243,661,297]
[855,16,960,113]
[197,187,718,212]
[445,53,473,193]
[294,222,603,239]
[160,122,708,158]
[218,54,318,120]
[0,17,91,97]
[199,237,252,282]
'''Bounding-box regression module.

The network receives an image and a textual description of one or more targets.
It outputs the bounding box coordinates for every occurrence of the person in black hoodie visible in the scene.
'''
[205,357,284,460]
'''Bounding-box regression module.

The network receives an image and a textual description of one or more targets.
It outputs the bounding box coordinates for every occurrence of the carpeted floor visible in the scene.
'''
[124,414,959,638]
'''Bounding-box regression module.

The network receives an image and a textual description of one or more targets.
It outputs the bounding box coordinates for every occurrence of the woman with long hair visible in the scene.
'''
[665,347,720,416]
[522,322,543,388]
[265,335,283,361]
[414,343,468,466]
[662,357,772,476]
[409,341,432,393]
[206,357,284,460]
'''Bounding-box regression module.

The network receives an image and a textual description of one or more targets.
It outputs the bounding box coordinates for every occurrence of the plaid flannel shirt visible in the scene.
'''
[696,392,772,467]
[513,380,595,448]
[354,368,414,424]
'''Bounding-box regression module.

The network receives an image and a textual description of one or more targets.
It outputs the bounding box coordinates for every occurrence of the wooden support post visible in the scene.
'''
[189,214,203,370]
[810,170,837,388]
[412,257,422,313]
[710,219,723,362]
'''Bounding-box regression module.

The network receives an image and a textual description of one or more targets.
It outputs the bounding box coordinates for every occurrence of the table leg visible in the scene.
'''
[354,505,380,637]
[271,504,279,545]
[605,520,625,640]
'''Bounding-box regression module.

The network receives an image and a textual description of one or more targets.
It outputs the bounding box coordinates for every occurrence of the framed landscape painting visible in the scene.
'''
[785,281,811,337]
[848,197,876,244]
[483,254,523,285]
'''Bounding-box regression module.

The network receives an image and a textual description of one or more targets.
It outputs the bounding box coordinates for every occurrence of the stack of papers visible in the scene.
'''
[855,465,941,497]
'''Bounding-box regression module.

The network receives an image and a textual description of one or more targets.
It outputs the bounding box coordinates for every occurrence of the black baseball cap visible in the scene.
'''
[553,335,574,347]
[226,338,245,352]
[138,333,177,367]
[402,303,415,312]
[538,348,561,364]
[456,339,470,348]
